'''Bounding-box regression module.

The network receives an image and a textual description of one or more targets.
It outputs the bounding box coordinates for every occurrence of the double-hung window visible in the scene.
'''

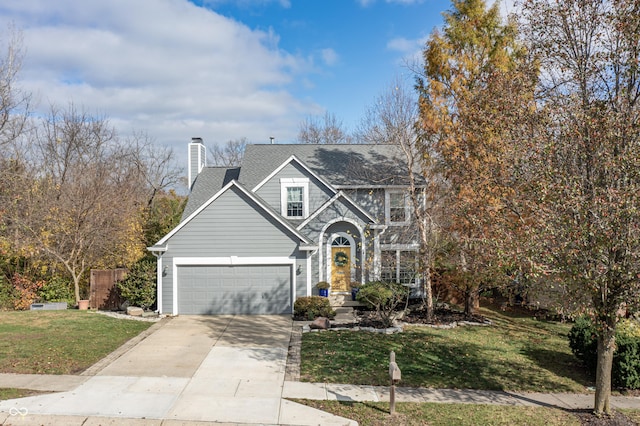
[286,187,304,217]
[385,190,409,225]
[280,178,309,219]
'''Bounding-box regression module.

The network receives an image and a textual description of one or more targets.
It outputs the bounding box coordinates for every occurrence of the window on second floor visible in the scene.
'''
[286,187,304,217]
[385,190,409,225]
[280,178,309,219]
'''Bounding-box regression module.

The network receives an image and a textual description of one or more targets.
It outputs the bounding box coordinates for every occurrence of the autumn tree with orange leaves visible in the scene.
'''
[417,0,535,316]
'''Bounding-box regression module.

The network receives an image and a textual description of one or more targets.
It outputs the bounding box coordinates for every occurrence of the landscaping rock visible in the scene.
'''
[126,306,144,316]
[310,316,331,330]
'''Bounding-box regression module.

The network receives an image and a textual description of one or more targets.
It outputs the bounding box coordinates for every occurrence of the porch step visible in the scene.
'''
[329,293,363,308]
[333,306,356,323]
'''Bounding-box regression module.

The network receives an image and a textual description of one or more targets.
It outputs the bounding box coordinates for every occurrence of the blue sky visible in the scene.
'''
[0,0,457,163]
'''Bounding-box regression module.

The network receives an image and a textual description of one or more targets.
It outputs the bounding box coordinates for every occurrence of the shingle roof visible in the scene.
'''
[182,167,239,219]
[239,144,413,189]
[184,144,419,220]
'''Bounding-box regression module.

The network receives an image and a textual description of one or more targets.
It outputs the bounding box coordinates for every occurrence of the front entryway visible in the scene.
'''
[330,236,351,292]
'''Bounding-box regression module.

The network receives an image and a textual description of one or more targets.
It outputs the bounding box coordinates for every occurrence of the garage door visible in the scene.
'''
[177,264,292,315]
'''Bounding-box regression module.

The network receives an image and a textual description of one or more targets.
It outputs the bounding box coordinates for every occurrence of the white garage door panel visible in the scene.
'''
[177,265,291,315]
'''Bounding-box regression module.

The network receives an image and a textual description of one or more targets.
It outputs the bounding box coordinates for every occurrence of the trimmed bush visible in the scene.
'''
[568,316,598,371]
[569,317,640,389]
[356,281,409,327]
[38,276,74,308]
[294,296,335,320]
[117,260,156,310]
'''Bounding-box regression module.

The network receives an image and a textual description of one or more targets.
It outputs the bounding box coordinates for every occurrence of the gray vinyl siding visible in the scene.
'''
[161,185,307,314]
[345,188,385,221]
[254,162,334,217]
[298,197,371,240]
[166,186,301,258]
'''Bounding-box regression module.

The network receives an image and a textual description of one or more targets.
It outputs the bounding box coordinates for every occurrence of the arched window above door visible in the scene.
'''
[331,236,350,246]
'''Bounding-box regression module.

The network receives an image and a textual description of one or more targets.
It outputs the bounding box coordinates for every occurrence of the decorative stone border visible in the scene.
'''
[402,319,493,329]
[301,324,404,334]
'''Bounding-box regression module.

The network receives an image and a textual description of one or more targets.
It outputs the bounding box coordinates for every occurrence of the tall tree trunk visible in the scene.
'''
[594,326,616,415]
[422,265,434,322]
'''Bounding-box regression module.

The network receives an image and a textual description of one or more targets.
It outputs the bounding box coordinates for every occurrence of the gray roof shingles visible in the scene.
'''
[183,144,417,221]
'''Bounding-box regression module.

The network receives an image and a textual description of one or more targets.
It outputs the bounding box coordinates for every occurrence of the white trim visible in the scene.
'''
[297,190,376,230]
[154,180,312,246]
[252,155,338,195]
[318,218,367,285]
[306,255,313,296]
[188,142,206,190]
[326,232,356,291]
[280,178,310,219]
[172,256,296,315]
[385,189,411,226]
[156,255,163,313]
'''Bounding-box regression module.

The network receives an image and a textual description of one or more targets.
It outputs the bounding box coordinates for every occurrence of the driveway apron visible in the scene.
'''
[0,315,354,425]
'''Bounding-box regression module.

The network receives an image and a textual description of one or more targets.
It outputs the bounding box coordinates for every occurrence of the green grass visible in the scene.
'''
[0,388,48,400]
[0,310,152,374]
[301,305,591,392]
[293,400,581,426]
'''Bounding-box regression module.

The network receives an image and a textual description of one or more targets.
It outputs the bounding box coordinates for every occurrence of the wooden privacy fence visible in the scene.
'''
[90,269,127,310]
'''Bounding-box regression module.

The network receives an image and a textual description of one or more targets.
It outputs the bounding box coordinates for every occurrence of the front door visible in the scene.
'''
[331,246,351,292]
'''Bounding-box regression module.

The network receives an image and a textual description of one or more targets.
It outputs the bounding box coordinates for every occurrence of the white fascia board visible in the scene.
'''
[146,245,167,253]
[154,180,312,246]
[297,190,376,230]
[252,155,337,196]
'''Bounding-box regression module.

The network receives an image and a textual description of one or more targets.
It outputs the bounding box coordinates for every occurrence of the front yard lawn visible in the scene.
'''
[301,304,591,392]
[294,400,582,426]
[0,310,152,374]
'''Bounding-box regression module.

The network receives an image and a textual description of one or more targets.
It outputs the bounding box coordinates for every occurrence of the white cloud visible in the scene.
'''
[0,0,319,164]
[320,48,339,66]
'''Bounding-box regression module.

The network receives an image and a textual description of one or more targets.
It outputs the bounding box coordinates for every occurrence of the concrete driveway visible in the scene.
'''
[0,315,355,425]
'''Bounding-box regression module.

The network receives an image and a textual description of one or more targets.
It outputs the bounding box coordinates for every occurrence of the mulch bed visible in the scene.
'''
[346,303,488,329]
[572,409,637,426]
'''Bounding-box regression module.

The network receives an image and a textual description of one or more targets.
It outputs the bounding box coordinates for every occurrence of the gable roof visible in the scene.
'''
[151,179,312,249]
[239,144,416,189]
[182,167,239,219]
[297,190,377,230]
[252,154,337,194]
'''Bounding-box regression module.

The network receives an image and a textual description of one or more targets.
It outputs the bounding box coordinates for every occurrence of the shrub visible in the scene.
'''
[38,276,74,308]
[0,275,17,310]
[294,296,335,320]
[356,281,409,327]
[569,317,640,389]
[568,316,598,371]
[11,273,45,310]
[117,260,156,310]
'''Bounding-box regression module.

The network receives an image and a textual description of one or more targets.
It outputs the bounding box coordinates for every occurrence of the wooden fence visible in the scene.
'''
[89,269,127,310]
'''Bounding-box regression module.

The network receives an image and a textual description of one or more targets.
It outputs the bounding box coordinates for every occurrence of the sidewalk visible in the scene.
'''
[2,372,639,411]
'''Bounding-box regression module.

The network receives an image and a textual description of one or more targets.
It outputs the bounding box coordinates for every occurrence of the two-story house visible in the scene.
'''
[148,138,423,315]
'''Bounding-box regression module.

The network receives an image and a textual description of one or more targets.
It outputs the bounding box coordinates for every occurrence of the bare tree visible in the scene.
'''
[0,26,30,150]
[519,0,640,414]
[358,77,442,321]
[209,137,247,166]
[298,111,352,144]
[128,131,183,207]
[7,104,170,304]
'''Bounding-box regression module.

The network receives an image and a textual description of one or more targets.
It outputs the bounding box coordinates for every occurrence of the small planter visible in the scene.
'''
[78,300,90,310]
[351,287,360,301]
[316,281,330,297]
